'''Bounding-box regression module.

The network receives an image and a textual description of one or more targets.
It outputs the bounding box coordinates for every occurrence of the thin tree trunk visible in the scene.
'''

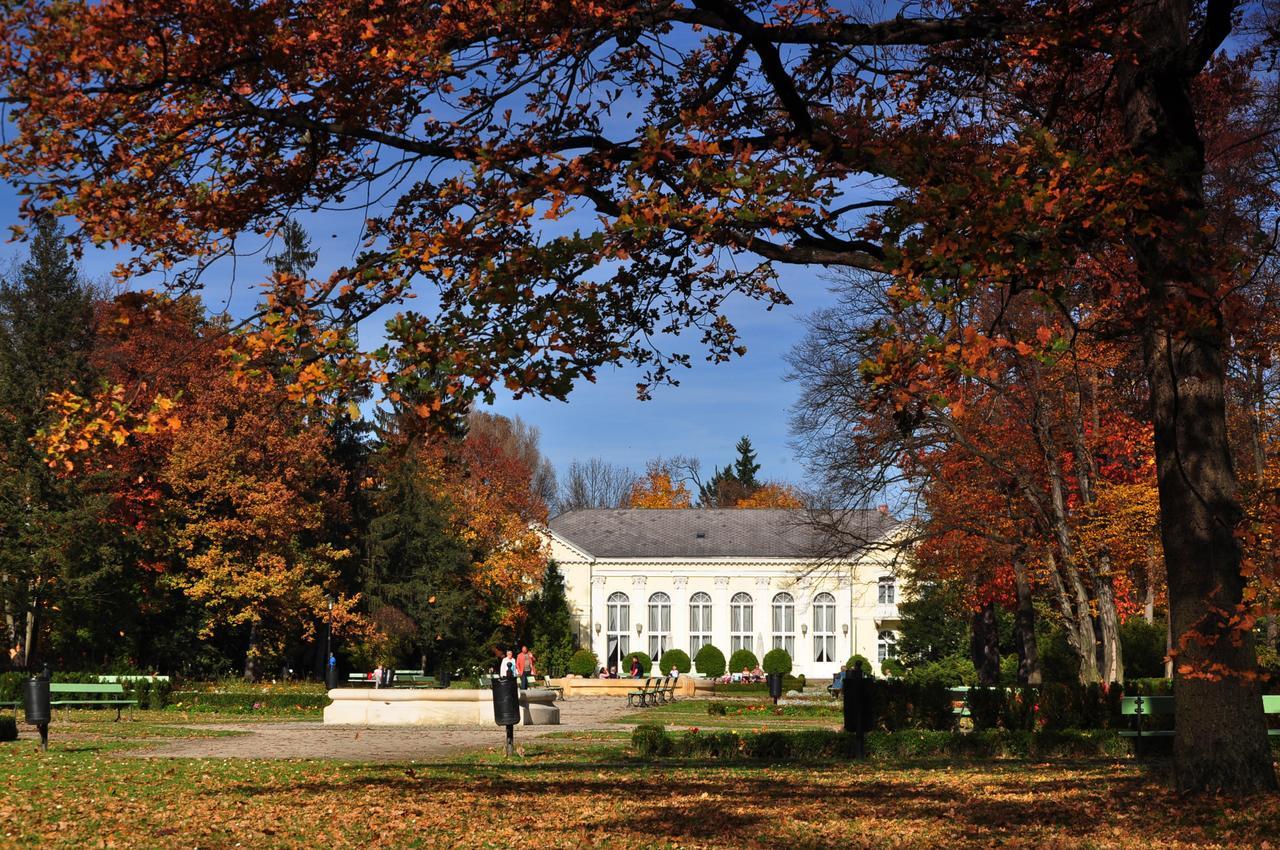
[1011,551,1041,685]
[1041,435,1101,684]
[970,600,1000,686]
[244,621,259,682]
[1094,564,1124,684]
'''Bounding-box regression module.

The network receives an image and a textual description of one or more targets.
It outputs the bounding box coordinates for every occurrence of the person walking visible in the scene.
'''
[516,645,535,690]
[499,649,518,679]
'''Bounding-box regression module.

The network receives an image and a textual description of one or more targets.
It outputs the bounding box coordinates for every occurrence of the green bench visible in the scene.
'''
[627,676,676,708]
[50,683,136,720]
[1121,694,1280,755]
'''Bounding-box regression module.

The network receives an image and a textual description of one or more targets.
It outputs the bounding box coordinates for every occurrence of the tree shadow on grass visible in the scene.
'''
[212,757,1271,849]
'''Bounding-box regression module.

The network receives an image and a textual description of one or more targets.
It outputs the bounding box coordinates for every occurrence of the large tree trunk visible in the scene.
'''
[1144,325,1276,792]
[1011,552,1041,685]
[970,600,1000,686]
[1115,0,1277,793]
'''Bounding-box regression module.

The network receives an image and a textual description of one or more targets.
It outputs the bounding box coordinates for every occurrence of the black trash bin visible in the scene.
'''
[24,676,51,751]
[767,672,784,705]
[492,676,520,726]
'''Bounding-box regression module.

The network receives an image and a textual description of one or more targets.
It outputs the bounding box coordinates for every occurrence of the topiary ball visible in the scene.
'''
[623,650,652,676]
[659,648,691,674]
[845,654,875,677]
[568,648,599,677]
[762,648,793,675]
[728,649,759,674]
[694,644,726,678]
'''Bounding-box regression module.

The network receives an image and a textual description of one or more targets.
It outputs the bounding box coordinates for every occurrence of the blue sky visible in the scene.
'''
[0,184,840,489]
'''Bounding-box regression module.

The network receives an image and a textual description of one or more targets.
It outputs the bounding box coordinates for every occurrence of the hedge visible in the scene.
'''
[169,691,330,713]
[568,649,599,677]
[0,716,16,742]
[845,654,875,676]
[762,648,793,675]
[659,648,691,674]
[728,649,759,674]
[694,644,726,678]
[632,727,1131,761]
[0,672,172,709]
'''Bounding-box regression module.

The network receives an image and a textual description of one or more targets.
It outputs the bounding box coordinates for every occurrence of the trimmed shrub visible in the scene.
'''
[632,723,670,757]
[0,715,16,742]
[1038,683,1084,731]
[914,681,956,731]
[904,654,976,688]
[881,658,906,678]
[694,644,726,678]
[762,648,792,675]
[1120,618,1168,679]
[999,654,1020,686]
[631,727,1127,762]
[623,651,652,676]
[568,649,598,677]
[1001,686,1037,731]
[845,654,874,677]
[967,687,1004,731]
[728,649,759,675]
[659,648,691,674]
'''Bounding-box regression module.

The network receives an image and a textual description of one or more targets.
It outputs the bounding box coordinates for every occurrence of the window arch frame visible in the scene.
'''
[771,592,795,657]
[688,591,712,655]
[606,591,631,672]
[730,592,754,655]
[877,629,899,664]
[647,591,671,663]
[813,592,836,664]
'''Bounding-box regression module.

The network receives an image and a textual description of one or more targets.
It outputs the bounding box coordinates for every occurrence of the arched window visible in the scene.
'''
[606,592,630,671]
[730,592,753,654]
[877,630,899,664]
[878,576,896,605]
[813,592,836,663]
[689,592,712,655]
[771,592,795,657]
[648,592,671,662]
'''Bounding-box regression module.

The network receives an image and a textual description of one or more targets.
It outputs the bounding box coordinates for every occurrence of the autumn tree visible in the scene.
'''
[627,458,694,509]
[735,482,805,509]
[4,0,1276,791]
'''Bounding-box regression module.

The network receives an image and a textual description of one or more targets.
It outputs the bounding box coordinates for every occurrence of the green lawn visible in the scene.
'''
[2,713,1279,848]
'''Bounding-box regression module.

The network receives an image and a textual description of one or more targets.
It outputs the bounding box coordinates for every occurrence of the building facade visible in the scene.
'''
[544,508,905,678]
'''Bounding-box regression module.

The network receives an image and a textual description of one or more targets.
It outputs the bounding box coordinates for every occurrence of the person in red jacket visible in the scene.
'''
[516,645,536,690]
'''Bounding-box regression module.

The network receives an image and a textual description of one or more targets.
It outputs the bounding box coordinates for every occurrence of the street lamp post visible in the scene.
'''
[325,596,336,690]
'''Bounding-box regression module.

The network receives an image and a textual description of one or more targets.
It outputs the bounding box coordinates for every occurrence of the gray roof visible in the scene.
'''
[547,508,897,559]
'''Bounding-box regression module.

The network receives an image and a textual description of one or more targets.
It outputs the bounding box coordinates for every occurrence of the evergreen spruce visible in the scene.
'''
[732,436,760,490]
[363,448,490,678]
[526,561,574,677]
[0,217,103,669]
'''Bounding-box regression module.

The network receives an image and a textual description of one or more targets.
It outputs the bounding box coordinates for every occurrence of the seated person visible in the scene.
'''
[669,667,679,679]
[831,665,847,691]
[751,665,765,682]
[598,667,611,679]
[742,667,753,682]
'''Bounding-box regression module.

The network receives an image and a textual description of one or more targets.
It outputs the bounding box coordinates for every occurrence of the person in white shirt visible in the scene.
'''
[499,650,518,679]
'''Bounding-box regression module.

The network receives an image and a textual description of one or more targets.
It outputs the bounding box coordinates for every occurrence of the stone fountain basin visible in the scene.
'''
[322,687,559,726]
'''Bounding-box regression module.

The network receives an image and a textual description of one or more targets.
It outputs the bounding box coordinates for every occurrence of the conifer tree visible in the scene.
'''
[0,216,98,669]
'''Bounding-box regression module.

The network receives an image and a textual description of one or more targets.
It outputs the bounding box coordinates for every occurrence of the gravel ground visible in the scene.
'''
[124,696,633,761]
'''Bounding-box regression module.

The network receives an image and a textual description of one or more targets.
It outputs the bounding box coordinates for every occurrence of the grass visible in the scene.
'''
[1,709,1279,848]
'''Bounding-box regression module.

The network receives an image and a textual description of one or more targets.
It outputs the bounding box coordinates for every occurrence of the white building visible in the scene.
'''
[544,508,905,678]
